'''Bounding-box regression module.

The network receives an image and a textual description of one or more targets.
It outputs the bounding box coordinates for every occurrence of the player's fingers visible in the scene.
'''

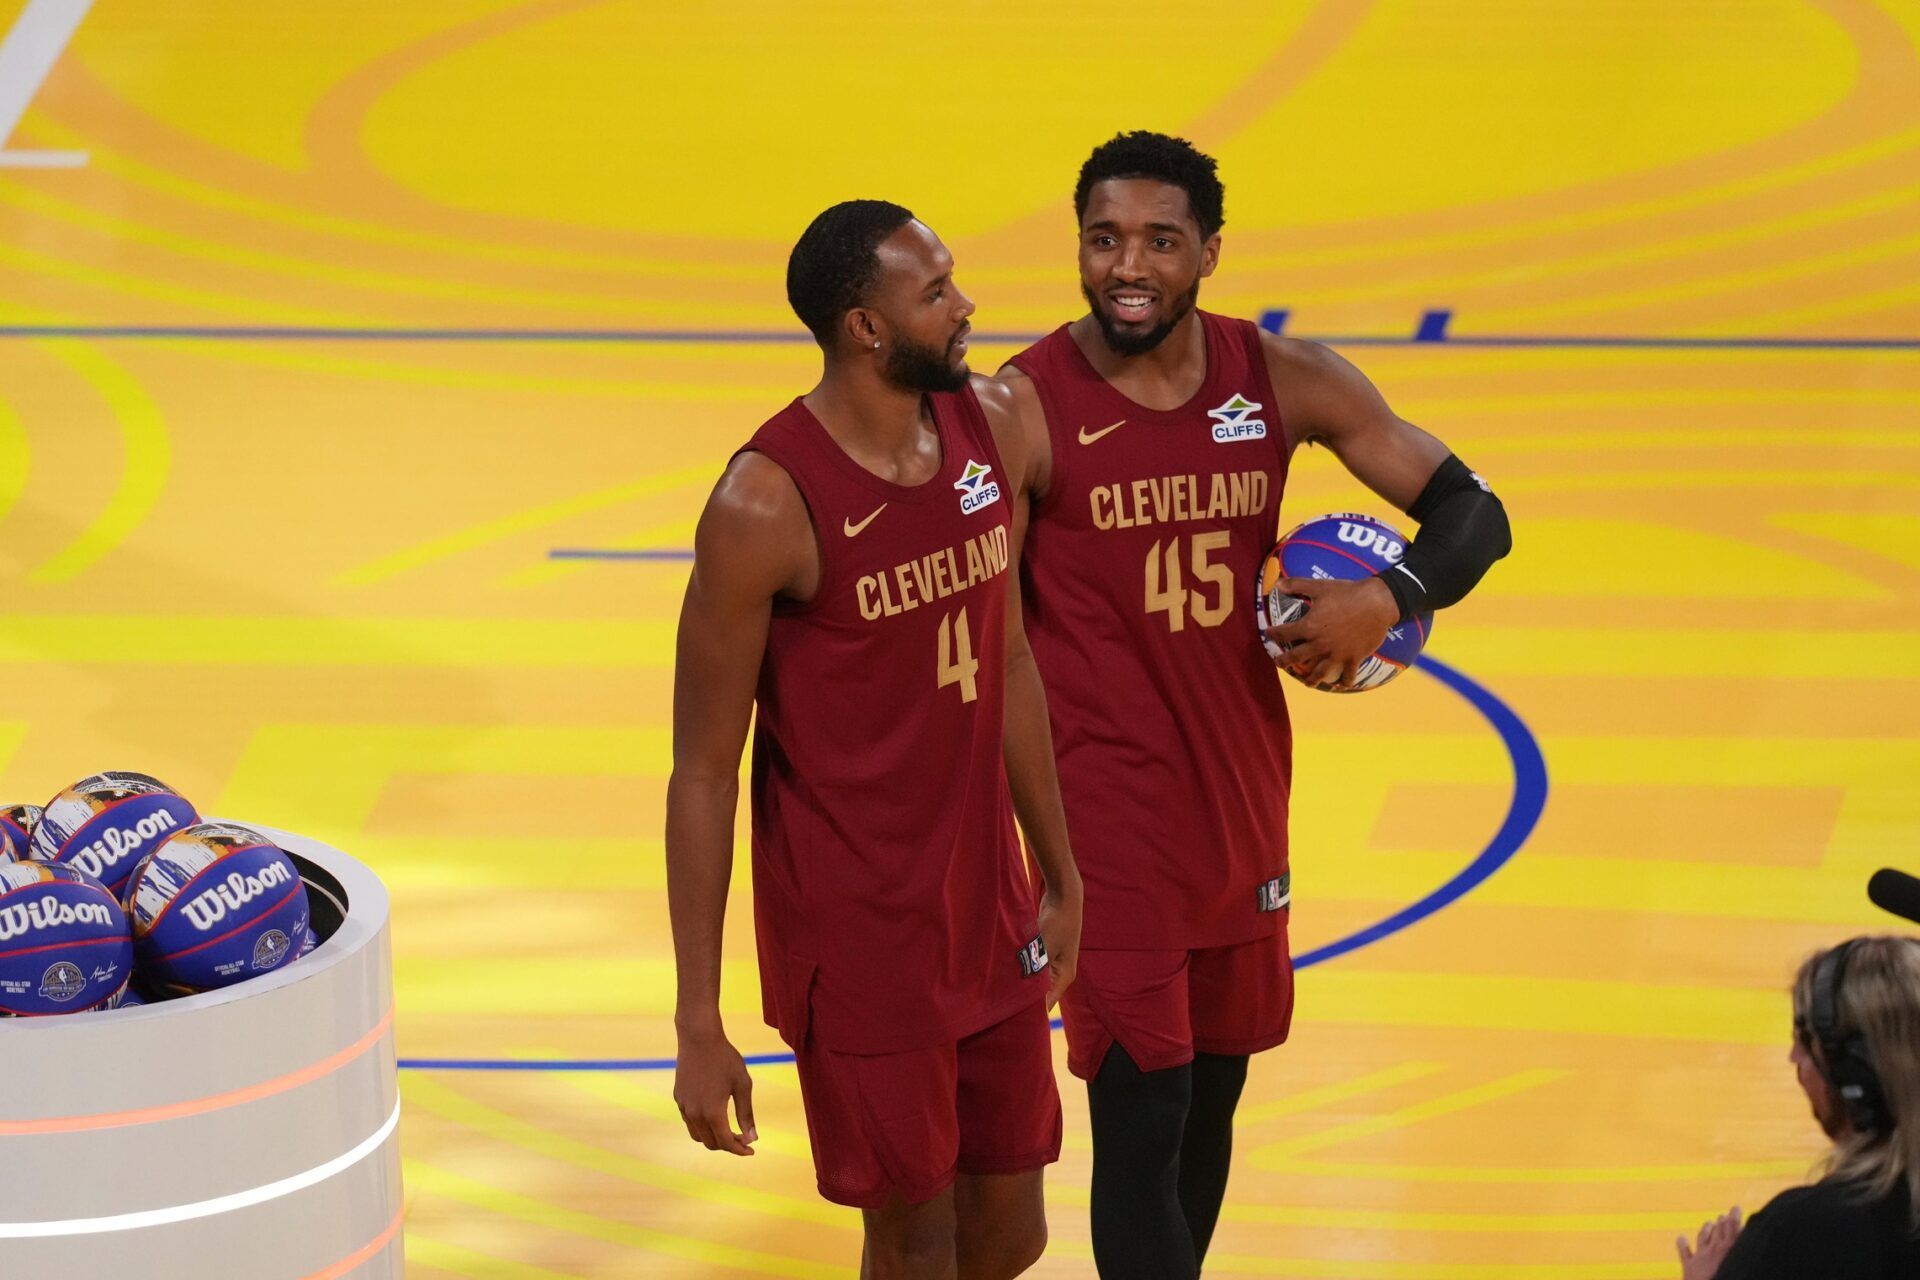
[704,1105,751,1155]
[1048,956,1077,1009]
[1307,657,1343,688]
[1269,631,1320,663]
[734,1078,758,1147]
[1676,1237,1691,1261]
[1338,655,1364,690]
[1275,577,1319,598]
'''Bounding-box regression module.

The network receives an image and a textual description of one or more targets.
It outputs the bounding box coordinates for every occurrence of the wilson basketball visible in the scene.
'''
[126,821,311,995]
[1255,512,1432,692]
[0,862,134,1016]
[32,772,200,900]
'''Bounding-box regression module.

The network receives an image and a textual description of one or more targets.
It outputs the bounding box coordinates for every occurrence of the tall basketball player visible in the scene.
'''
[998,133,1512,1277]
[667,201,1082,1280]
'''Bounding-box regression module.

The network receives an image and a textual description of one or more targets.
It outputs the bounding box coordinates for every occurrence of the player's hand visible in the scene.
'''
[673,1025,757,1156]
[1036,878,1082,1011]
[1675,1206,1742,1279]
[1263,576,1399,690]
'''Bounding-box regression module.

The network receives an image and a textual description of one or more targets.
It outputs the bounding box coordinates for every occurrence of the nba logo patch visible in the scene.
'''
[1208,393,1267,443]
[252,929,291,970]
[1256,873,1290,913]
[1017,934,1049,976]
[39,960,84,1002]
[953,459,1002,515]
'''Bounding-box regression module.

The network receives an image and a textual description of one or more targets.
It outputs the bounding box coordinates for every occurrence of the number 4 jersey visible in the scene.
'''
[740,387,1042,1056]
[1009,312,1293,949]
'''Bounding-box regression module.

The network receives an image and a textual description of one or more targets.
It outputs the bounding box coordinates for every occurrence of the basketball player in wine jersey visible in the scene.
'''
[667,201,1083,1279]
[997,133,1512,1278]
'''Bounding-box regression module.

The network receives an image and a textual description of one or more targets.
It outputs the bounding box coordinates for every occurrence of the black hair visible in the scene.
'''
[786,200,916,347]
[1074,131,1224,238]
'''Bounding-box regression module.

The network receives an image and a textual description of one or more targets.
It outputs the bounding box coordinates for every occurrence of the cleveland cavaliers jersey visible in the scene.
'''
[1009,311,1293,949]
[741,388,1042,1055]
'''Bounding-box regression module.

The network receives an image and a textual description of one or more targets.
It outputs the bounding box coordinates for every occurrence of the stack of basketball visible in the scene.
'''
[0,771,317,1017]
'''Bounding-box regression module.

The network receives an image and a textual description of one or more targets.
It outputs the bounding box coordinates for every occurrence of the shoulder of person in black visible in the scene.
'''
[1714,1179,1920,1279]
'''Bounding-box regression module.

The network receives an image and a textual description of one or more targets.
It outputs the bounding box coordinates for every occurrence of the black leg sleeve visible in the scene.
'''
[1087,1044,1198,1280]
[1178,1053,1249,1268]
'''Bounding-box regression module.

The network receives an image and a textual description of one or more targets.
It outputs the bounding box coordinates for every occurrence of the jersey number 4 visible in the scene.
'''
[1145,532,1233,632]
[937,608,979,703]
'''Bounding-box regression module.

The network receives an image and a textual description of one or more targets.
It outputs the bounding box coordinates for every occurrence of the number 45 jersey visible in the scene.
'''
[1010,311,1293,950]
[741,387,1041,1057]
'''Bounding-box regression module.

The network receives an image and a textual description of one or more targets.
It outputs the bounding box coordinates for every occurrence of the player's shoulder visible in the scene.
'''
[702,449,808,543]
[972,372,1047,487]
[1257,331,1362,383]
[975,367,1041,418]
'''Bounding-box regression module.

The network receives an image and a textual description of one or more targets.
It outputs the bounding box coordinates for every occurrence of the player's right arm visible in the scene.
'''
[666,451,816,1157]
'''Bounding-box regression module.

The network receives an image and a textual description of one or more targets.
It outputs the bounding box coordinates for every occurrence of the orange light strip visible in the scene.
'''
[0,1004,394,1135]
[298,1203,405,1280]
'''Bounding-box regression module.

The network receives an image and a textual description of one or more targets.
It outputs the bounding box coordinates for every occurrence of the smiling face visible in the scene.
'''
[862,220,975,393]
[1078,177,1220,357]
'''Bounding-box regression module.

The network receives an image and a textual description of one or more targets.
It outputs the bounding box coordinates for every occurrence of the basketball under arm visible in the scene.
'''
[1377,454,1512,623]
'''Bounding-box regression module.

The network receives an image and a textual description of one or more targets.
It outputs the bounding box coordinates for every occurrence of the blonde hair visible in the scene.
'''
[1793,935,1920,1228]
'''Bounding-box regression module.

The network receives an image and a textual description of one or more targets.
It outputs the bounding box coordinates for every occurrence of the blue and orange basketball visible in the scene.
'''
[0,863,134,1016]
[126,821,310,995]
[0,803,40,863]
[1255,512,1432,692]
[32,772,200,900]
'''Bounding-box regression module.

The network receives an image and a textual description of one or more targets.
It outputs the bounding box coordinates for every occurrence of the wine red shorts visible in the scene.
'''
[793,996,1062,1209]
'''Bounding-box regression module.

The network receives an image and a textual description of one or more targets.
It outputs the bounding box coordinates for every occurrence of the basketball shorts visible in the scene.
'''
[1059,926,1294,1080]
[794,997,1063,1209]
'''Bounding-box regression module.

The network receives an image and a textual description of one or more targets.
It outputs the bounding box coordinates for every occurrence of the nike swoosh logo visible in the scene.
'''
[1078,419,1126,445]
[843,504,887,537]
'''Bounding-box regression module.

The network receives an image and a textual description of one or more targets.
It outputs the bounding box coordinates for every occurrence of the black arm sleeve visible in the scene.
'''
[1377,454,1512,623]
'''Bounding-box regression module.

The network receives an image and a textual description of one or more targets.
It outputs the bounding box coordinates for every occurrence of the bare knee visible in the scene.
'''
[955,1175,1048,1280]
[965,1214,1046,1279]
[863,1192,957,1280]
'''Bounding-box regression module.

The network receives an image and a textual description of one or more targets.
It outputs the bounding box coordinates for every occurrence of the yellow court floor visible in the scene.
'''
[2,1,1918,1276]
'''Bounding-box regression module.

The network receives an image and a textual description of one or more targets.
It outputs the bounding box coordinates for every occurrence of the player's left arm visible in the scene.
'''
[975,373,1081,1009]
[1264,336,1512,688]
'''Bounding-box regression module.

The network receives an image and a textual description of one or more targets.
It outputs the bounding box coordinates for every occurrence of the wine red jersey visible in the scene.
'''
[742,388,1042,1055]
[1009,311,1293,949]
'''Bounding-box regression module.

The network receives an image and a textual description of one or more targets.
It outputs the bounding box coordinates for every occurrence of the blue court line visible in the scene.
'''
[397,651,1547,1072]
[0,323,1913,350]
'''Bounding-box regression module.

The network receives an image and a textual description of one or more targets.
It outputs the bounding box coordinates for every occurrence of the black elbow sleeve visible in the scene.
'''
[1378,455,1511,622]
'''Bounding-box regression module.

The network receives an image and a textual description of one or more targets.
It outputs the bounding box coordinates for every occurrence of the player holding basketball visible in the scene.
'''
[997,132,1512,1277]
[667,201,1082,1279]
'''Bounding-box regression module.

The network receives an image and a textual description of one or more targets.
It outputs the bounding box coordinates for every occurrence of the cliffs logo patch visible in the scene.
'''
[39,960,85,1003]
[1207,393,1267,443]
[953,459,1002,515]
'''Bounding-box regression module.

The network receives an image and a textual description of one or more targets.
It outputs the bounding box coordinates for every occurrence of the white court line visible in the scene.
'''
[0,1099,400,1237]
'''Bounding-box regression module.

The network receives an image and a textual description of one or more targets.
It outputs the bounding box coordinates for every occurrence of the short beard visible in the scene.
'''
[1083,275,1201,357]
[883,332,970,393]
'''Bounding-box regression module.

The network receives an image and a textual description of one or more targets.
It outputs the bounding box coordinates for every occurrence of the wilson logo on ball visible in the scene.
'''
[179,861,298,932]
[1335,521,1404,562]
[0,897,115,943]
[65,809,183,880]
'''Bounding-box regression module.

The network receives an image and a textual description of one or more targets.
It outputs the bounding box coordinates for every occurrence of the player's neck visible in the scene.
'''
[1073,310,1208,408]
[804,367,940,482]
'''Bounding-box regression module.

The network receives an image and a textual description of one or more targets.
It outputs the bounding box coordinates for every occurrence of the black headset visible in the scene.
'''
[1803,940,1891,1135]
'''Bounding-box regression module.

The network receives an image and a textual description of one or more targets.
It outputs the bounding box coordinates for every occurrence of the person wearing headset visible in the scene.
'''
[1679,935,1920,1278]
